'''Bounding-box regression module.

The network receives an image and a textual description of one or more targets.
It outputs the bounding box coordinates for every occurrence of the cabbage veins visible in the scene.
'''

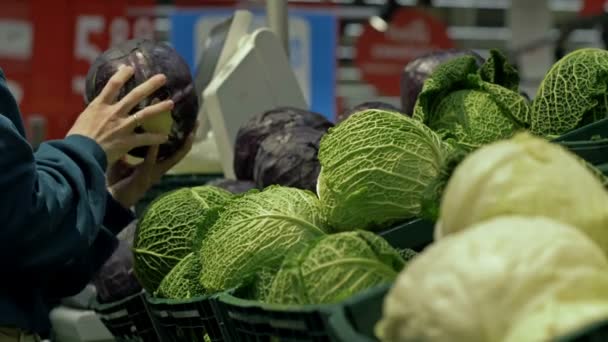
[531,48,608,136]
[156,252,205,299]
[413,49,529,148]
[199,186,329,293]
[317,109,448,231]
[266,231,405,305]
[133,186,233,293]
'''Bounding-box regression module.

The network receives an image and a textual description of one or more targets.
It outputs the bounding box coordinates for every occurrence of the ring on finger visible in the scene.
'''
[132,113,141,128]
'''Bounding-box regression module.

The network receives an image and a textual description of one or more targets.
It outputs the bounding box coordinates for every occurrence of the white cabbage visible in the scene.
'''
[376,216,608,342]
[436,132,608,255]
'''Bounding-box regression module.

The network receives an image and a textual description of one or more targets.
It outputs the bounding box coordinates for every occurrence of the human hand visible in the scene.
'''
[67,66,174,165]
[106,125,196,209]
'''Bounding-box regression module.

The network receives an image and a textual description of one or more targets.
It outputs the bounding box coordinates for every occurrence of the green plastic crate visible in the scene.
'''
[94,291,167,342]
[146,293,230,342]
[214,219,434,342]
[134,173,223,217]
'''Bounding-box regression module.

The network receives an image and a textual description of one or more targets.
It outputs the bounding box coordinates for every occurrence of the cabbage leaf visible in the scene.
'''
[133,186,233,293]
[376,216,608,342]
[413,49,529,148]
[266,231,405,305]
[317,109,448,231]
[155,252,206,299]
[531,48,608,136]
[199,186,329,293]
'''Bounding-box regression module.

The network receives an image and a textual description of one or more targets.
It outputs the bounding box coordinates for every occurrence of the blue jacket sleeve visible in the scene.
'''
[45,195,136,298]
[0,114,110,274]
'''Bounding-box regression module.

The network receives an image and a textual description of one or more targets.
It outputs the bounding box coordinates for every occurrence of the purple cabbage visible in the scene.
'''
[84,38,198,160]
[233,106,333,181]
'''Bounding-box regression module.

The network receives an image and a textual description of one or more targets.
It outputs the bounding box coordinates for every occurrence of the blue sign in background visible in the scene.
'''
[170,9,337,121]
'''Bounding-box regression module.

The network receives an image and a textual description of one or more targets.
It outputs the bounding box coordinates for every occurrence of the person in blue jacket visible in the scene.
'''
[0,65,195,341]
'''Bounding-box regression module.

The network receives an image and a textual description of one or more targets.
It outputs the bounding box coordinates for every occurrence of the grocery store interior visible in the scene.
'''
[4,0,608,341]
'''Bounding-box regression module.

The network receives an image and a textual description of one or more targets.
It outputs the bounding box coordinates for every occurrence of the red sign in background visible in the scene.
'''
[580,0,607,16]
[354,8,454,97]
[1,0,156,141]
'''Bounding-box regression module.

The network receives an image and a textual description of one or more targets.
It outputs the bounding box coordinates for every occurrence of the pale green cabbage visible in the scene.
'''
[265,231,404,305]
[199,186,329,293]
[133,186,233,293]
[413,49,529,148]
[436,132,608,255]
[155,252,205,299]
[317,109,448,231]
[531,48,608,136]
[376,216,608,342]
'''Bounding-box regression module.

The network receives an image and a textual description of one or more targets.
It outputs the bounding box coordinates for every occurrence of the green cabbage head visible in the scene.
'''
[413,49,529,149]
[265,230,404,305]
[436,132,608,255]
[376,216,608,342]
[531,48,608,136]
[155,252,205,299]
[199,186,329,293]
[317,109,449,231]
[133,186,233,293]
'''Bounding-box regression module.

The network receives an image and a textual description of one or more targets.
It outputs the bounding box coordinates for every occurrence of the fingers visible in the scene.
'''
[143,145,159,168]
[122,100,174,131]
[116,74,168,114]
[96,66,135,104]
[126,132,169,149]
[157,132,195,174]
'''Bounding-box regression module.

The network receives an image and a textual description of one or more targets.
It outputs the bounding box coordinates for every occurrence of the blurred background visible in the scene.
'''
[1,0,607,147]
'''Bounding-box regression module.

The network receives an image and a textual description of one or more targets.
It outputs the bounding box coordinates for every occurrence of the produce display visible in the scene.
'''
[233,106,333,181]
[435,132,608,252]
[376,216,608,342]
[84,38,199,160]
[317,109,449,231]
[133,186,233,293]
[400,48,485,115]
[92,44,608,342]
[253,126,325,192]
[413,49,529,149]
[265,231,406,305]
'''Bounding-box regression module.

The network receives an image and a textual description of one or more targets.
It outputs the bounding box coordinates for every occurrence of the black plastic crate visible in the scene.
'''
[378,218,434,252]
[216,292,337,342]
[146,293,230,342]
[552,118,608,142]
[216,284,395,342]
[556,139,608,166]
[94,291,166,342]
[135,173,223,217]
[554,319,608,342]
[214,218,433,342]
[327,285,391,342]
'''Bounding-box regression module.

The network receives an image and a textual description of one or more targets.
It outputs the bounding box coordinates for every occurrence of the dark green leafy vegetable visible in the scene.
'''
[531,48,608,136]
[156,252,205,299]
[265,231,405,305]
[413,49,529,148]
[133,186,232,293]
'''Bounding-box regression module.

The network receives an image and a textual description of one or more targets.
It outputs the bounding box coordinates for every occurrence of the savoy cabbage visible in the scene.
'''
[265,231,405,305]
[199,186,330,293]
[317,109,449,231]
[133,186,233,293]
[413,49,529,149]
[531,48,608,136]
